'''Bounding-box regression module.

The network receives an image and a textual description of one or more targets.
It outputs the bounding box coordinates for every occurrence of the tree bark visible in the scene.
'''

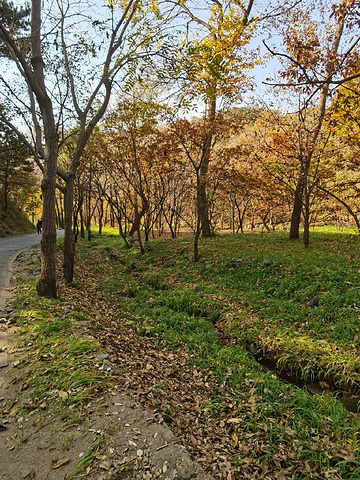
[303,185,310,248]
[289,172,305,239]
[36,133,58,298]
[31,0,58,298]
[198,97,216,237]
[63,175,75,283]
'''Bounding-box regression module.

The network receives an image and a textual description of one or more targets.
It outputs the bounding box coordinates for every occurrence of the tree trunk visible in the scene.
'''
[31,0,58,298]
[55,196,64,229]
[199,97,216,238]
[194,179,202,262]
[80,208,85,238]
[36,137,58,298]
[198,175,211,237]
[303,206,310,248]
[63,175,75,283]
[98,199,103,235]
[289,173,304,240]
[3,157,11,211]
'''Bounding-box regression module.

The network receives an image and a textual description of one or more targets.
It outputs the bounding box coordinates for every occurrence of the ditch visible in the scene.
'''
[257,356,360,413]
[215,326,360,413]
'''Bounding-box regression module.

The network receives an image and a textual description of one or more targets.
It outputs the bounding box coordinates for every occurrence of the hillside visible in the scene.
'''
[0,202,36,237]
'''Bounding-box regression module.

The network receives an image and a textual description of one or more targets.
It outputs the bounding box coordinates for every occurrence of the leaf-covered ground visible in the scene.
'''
[57,229,360,480]
[1,247,212,480]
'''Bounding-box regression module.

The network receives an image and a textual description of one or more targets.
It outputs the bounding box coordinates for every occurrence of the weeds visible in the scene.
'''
[64,433,106,480]
[76,228,360,478]
[13,277,112,418]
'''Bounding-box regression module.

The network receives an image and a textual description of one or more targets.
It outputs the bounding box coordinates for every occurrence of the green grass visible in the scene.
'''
[13,279,112,412]
[76,227,360,478]
[84,229,360,392]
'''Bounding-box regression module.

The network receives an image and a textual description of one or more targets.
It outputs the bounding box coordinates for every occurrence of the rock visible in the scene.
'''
[263,258,274,267]
[96,353,109,361]
[306,296,319,308]
[228,259,240,268]
[0,353,8,368]
[228,258,251,268]
[118,296,132,303]
[62,304,72,314]
[193,286,201,293]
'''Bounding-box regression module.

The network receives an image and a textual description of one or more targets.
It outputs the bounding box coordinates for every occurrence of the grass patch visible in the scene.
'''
[13,278,112,413]
[76,228,360,478]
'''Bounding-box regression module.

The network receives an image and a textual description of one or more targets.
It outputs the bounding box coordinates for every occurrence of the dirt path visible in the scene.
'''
[0,248,213,480]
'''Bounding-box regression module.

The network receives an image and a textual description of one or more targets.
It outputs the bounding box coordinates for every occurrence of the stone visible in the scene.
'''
[263,258,274,267]
[0,352,8,368]
[96,353,109,361]
[118,296,132,303]
[306,296,319,308]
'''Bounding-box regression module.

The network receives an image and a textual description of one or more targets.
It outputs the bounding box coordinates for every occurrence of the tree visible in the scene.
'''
[0,0,166,296]
[169,0,258,238]
[0,123,33,211]
[265,0,356,246]
[167,110,239,260]
[93,97,175,250]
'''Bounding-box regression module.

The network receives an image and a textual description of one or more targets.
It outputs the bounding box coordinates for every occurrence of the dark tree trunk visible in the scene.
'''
[289,174,304,240]
[63,175,75,283]
[4,163,8,211]
[80,208,85,238]
[98,199,104,235]
[198,98,216,238]
[29,0,58,298]
[194,185,202,262]
[303,182,311,248]
[36,136,58,298]
[55,196,64,229]
[303,208,310,248]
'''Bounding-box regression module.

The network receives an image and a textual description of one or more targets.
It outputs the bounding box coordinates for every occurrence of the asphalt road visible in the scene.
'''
[0,231,64,309]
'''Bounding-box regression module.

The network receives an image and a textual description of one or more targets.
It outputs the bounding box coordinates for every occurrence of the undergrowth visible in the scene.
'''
[76,228,360,479]
[13,278,111,412]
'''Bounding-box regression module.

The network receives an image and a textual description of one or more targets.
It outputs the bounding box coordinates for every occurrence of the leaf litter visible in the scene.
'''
[1,243,359,479]
[58,243,359,480]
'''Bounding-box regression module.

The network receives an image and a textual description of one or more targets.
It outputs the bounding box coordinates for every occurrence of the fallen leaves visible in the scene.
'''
[56,246,358,480]
[52,458,70,469]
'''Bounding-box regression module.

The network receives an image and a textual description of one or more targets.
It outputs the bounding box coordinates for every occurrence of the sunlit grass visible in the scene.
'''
[14,279,112,412]
[77,228,360,478]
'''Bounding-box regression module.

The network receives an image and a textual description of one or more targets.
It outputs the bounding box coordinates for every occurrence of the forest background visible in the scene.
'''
[0,0,360,291]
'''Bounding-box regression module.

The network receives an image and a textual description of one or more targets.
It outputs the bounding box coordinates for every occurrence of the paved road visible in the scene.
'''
[0,231,64,309]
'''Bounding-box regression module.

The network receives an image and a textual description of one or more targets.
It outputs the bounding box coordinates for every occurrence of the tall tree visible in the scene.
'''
[266,0,356,245]
[170,0,258,238]
[0,0,166,296]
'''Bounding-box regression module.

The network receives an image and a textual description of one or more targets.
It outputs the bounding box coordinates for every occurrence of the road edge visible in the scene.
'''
[0,249,25,312]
